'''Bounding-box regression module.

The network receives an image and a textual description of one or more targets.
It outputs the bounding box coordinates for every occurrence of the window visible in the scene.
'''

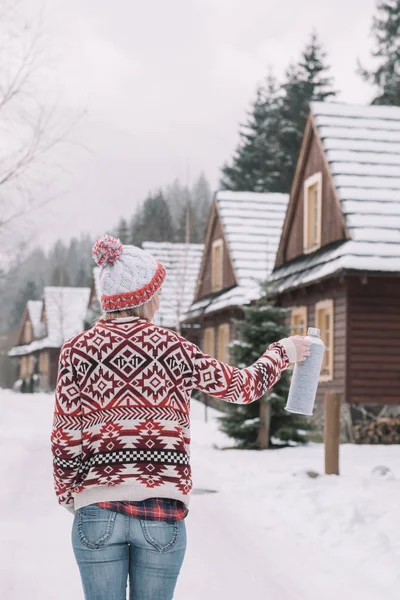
[29,355,35,375]
[316,300,334,381]
[304,173,322,253]
[20,356,28,378]
[211,239,224,292]
[218,323,230,363]
[23,320,33,344]
[291,307,307,336]
[39,351,49,374]
[204,327,215,356]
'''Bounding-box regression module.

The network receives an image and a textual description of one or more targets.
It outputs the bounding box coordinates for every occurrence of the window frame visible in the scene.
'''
[211,238,224,292]
[39,351,49,374]
[290,306,308,337]
[315,299,334,382]
[204,327,215,357]
[23,320,33,344]
[218,323,230,363]
[303,172,322,254]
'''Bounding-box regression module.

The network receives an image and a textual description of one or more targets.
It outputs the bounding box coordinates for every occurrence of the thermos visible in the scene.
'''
[285,327,325,416]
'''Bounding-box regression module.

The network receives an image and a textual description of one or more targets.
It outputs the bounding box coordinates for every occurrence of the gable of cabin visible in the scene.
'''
[276,117,348,268]
[195,202,237,300]
[18,307,34,346]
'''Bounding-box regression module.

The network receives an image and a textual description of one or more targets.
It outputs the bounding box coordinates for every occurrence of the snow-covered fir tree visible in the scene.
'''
[191,173,212,239]
[116,218,130,244]
[218,285,312,449]
[360,0,400,105]
[278,32,336,185]
[164,179,192,224]
[220,74,284,193]
[130,191,175,246]
[221,32,336,193]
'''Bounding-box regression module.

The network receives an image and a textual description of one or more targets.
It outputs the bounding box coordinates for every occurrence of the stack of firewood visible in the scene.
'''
[353,418,400,444]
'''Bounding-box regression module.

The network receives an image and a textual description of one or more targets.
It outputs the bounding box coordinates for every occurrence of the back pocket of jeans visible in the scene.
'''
[77,506,116,549]
[140,520,178,553]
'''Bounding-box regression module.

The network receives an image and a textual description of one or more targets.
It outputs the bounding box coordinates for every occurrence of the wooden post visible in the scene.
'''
[257,399,271,450]
[324,392,341,475]
[203,392,208,423]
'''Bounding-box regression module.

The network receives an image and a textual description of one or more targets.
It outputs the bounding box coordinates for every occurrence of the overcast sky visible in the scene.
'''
[17,0,378,248]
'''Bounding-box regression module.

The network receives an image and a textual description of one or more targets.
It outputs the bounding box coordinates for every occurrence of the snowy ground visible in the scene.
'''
[0,389,399,600]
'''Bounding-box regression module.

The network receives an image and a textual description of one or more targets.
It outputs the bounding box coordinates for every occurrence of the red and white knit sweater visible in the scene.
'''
[51,316,290,514]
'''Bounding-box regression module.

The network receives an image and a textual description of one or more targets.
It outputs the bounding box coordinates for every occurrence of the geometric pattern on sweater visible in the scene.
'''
[80,406,190,428]
[51,316,289,513]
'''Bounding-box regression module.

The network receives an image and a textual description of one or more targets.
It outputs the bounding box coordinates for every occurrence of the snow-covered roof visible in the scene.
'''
[9,286,90,356]
[26,300,43,338]
[184,191,289,316]
[92,267,101,304]
[271,102,400,292]
[185,284,262,320]
[216,191,289,288]
[142,242,204,328]
[44,286,91,346]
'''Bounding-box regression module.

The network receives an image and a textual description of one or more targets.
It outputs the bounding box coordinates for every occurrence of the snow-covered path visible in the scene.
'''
[1,390,399,599]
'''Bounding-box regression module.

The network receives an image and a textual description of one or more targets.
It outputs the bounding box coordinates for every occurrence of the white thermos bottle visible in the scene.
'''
[285,327,325,416]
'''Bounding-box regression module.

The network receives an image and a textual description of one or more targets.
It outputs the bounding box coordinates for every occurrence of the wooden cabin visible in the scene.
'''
[183,191,289,365]
[269,101,400,434]
[9,287,90,391]
[8,300,43,392]
[86,243,204,340]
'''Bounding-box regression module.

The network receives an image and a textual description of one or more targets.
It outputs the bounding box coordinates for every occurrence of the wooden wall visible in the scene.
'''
[201,307,242,358]
[281,128,346,265]
[278,278,347,404]
[196,212,236,299]
[199,307,243,411]
[49,348,61,390]
[347,276,400,405]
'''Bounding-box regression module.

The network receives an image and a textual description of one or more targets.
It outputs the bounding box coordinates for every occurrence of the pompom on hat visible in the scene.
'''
[92,234,166,312]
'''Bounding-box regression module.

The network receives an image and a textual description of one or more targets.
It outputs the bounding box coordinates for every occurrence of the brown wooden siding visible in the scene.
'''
[49,348,61,389]
[199,307,243,411]
[200,308,242,359]
[283,129,346,264]
[278,278,347,404]
[347,276,400,405]
[196,213,236,299]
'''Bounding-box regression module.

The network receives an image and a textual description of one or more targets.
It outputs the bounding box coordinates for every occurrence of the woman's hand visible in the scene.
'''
[289,336,312,362]
[279,336,312,363]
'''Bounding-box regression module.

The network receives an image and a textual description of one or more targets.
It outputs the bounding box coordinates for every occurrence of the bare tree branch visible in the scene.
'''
[0,1,85,237]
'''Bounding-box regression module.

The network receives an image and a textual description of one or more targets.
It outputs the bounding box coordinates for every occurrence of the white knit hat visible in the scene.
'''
[92,235,166,312]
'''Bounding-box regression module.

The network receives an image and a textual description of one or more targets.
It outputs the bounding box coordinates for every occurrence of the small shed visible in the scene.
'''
[183,191,289,361]
[9,286,90,390]
[269,101,400,429]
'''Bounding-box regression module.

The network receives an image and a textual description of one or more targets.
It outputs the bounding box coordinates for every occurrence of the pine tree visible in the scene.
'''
[191,173,212,240]
[220,74,284,193]
[278,32,337,184]
[50,265,70,287]
[221,33,336,193]
[218,285,311,449]
[117,217,130,244]
[75,263,90,287]
[164,179,191,224]
[129,206,143,247]
[133,191,175,245]
[176,201,198,243]
[360,0,400,105]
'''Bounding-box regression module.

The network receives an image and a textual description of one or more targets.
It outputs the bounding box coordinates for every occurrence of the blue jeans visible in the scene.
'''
[72,504,187,600]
